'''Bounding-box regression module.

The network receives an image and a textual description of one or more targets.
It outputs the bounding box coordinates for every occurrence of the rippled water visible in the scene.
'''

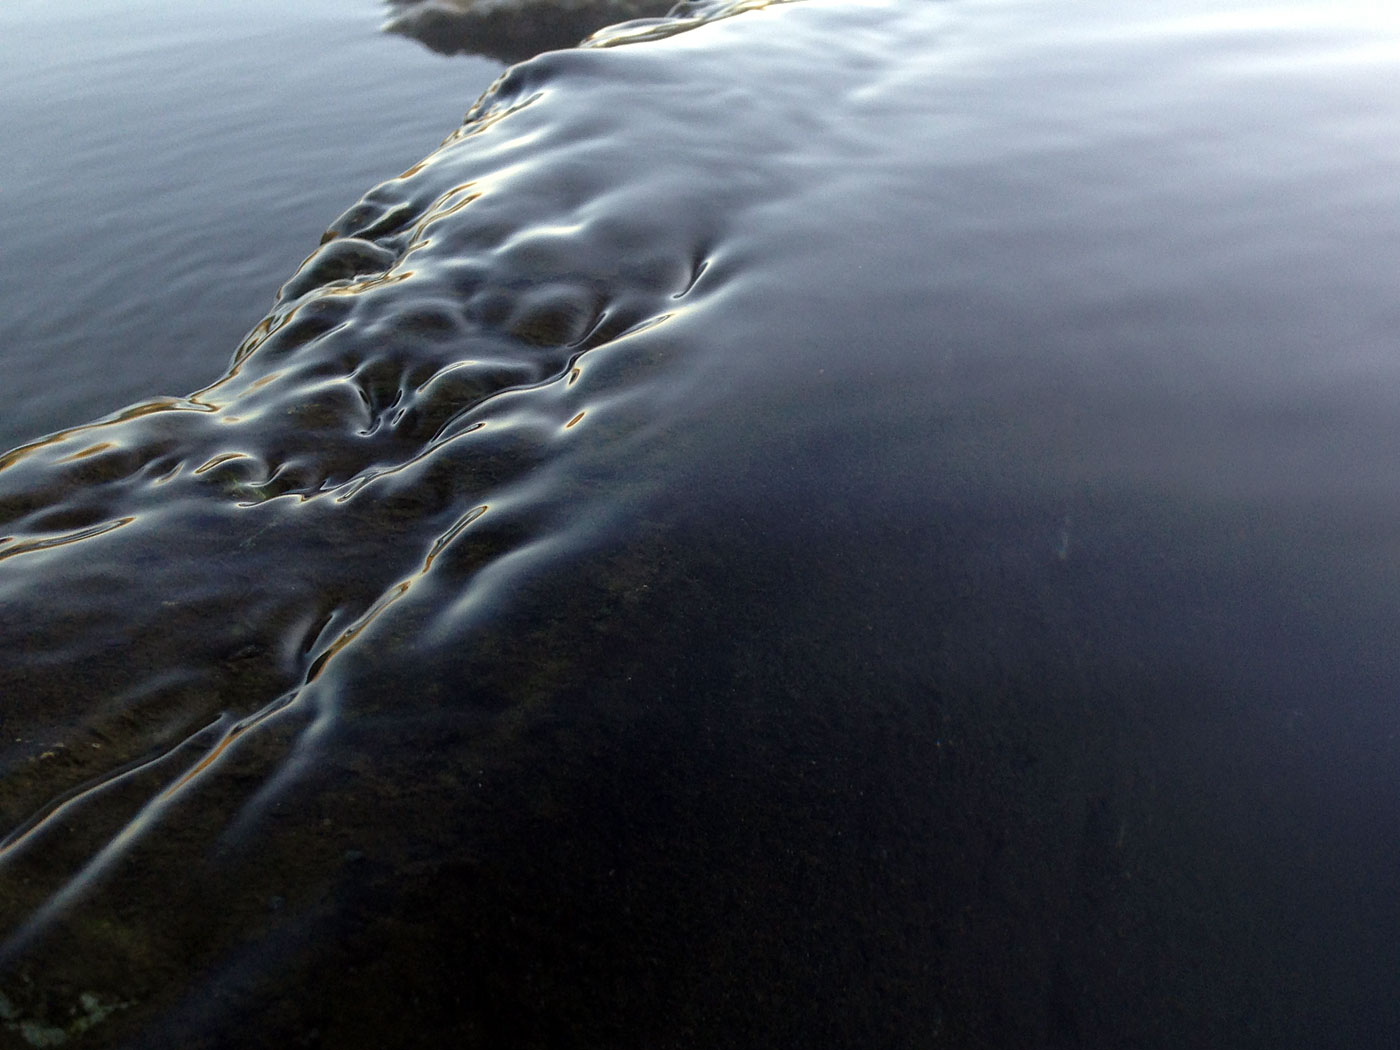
[3,0,1400,1045]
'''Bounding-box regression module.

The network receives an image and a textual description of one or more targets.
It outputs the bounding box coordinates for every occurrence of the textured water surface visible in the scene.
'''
[3,0,1400,1046]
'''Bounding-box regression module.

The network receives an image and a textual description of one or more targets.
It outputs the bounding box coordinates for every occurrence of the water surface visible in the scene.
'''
[2,0,1400,1046]
[0,0,501,451]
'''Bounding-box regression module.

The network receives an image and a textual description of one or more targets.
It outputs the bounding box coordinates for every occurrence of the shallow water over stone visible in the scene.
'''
[3,0,1400,1046]
[383,0,677,62]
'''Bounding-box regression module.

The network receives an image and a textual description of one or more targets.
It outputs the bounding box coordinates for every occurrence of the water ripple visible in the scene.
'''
[5,0,1400,1045]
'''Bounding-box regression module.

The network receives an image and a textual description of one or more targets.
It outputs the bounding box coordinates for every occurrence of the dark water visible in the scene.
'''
[3,0,1400,1046]
[382,0,677,62]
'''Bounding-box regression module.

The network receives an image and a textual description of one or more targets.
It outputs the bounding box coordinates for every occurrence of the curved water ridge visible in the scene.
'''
[0,0,891,914]
[5,0,1400,1045]
[0,1,889,1032]
[0,0,774,939]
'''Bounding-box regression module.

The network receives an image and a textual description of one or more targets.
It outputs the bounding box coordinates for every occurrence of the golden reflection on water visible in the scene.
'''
[0,516,134,563]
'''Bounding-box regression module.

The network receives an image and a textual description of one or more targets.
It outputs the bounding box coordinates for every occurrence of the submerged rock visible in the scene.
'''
[382,0,677,62]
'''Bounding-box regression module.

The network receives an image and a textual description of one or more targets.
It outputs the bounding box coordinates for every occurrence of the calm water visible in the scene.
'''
[3,0,1400,1046]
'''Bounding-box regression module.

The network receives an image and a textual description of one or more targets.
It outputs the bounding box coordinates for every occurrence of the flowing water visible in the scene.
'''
[2,0,1400,1046]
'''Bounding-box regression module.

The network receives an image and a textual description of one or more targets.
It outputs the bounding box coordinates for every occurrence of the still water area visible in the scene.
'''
[2,0,1400,1046]
[0,0,503,454]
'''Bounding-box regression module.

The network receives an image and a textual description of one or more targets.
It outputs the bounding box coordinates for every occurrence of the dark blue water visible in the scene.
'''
[3,0,1400,1046]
